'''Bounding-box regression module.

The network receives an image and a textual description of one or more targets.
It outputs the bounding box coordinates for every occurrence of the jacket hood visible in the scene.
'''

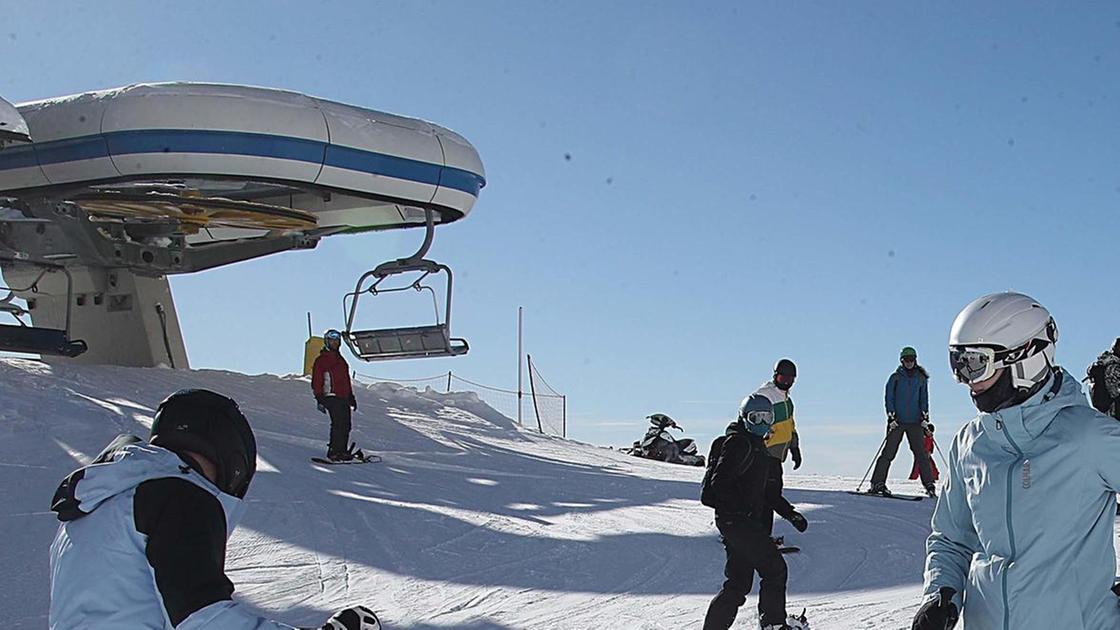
[50,435,245,534]
[978,367,1085,453]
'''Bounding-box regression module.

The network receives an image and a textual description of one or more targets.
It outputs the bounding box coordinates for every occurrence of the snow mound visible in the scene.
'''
[2,358,949,628]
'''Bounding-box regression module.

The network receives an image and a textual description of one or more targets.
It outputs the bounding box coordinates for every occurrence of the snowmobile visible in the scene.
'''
[624,414,705,466]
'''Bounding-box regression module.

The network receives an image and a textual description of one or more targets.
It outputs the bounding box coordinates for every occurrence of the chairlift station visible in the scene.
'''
[0,83,484,366]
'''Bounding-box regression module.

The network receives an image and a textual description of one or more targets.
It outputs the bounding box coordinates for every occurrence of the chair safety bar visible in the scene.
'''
[0,264,88,358]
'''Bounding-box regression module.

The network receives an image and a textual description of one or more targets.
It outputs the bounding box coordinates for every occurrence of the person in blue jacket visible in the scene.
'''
[869,346,936,497]
[913,292,1120,630]
[48,388,381,630]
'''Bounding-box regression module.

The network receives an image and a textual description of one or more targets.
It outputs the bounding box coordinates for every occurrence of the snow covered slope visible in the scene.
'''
[0,358,995,628]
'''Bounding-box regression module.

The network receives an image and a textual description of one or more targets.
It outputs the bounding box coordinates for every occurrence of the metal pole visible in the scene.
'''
[527,353,543,433]
[562,395,567,438]
[307,312,312,338]
[932,435,949,470]
[517,306,523,426]
[856,431,891,492]
[446,371,452,393]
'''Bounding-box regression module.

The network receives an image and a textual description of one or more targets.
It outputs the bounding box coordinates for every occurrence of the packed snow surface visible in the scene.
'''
[5,358,1112,628]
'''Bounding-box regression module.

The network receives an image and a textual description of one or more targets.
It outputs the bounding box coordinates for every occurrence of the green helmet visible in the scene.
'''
[900,346,918,359]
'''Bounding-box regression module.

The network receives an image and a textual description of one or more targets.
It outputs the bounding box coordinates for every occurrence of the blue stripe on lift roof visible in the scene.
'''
[0,129,484,196]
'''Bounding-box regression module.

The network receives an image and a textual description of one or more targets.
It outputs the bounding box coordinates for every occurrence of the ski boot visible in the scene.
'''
[347,442,369,463]
[770,536,784,548]
[327,449,355,462]
[760,608,810,629]
[868,482,892,497]
[924,483,938,498]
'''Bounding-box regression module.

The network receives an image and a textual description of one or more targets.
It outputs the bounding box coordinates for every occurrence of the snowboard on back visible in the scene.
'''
[847,490,924,501]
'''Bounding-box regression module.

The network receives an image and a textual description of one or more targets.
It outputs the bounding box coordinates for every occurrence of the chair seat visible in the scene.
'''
[0,324,88,357]
[346,324,468,361]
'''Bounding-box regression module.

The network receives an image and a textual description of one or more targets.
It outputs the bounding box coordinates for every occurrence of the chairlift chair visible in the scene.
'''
[0,266,88,358]
[341,209,468,361]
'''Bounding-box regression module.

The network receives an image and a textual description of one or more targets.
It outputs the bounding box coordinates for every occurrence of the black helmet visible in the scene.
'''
[773,358,797,391]
[150,389,257,499]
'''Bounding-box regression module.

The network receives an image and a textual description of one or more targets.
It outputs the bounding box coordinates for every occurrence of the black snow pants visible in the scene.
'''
[324,396,352,456]
[703,517,788,630]
[763,457,783,536]
[870,423,933,487]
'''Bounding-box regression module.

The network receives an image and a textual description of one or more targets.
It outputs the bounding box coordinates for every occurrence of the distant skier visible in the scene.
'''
[908,423,939,482]
[915,292,1120,629]
[755,359,801,535]
[48,388,381,630]
[869,346,937,497]
[312,329,360,461]
[701,394,810,630]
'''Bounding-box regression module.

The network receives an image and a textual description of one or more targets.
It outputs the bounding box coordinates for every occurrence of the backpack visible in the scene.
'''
[699,435,727,509]
[1087,361,1119,419]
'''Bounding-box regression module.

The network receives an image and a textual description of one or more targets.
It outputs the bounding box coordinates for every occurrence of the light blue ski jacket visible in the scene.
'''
[923,368,1120,629]
[49,442,299,630]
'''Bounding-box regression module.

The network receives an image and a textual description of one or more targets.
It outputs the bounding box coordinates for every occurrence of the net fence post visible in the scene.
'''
[562,395,567,438]
[527,354,544,433]
[446,371,452,393]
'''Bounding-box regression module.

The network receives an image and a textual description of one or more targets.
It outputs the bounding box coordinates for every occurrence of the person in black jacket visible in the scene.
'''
[702,394,810,630]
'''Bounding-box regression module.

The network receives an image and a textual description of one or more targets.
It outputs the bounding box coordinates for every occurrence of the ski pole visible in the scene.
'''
[932,436,949,470]
[856,430,890,492]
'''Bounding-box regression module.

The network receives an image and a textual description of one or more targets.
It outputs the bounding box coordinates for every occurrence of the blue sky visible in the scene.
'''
[4,2,1119,475]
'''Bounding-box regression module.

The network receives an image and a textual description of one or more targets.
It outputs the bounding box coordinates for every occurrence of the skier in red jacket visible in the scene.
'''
[909,423,939,482]
[311,329,358,461]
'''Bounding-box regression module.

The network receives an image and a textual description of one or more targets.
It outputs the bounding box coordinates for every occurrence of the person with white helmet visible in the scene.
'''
[48,389,381,629]
[700,394,809,630]
[914,292,1120,629]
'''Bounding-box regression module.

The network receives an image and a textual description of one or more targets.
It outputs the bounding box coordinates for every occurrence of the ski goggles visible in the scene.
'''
[743,409,774,427]
[950,337,1052,385]
[949,347,999,384]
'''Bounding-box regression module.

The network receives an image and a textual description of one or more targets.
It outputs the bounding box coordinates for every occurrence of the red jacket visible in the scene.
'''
[311,349,353,399]
[909,433,940,481]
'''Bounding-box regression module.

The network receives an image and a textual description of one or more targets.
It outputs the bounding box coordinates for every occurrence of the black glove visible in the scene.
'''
[790,446,802,470]
[912,587,959,630]
[315,396,328,414]
[321,605,381,630]
[349,394,357,411]
[787,510,808,533]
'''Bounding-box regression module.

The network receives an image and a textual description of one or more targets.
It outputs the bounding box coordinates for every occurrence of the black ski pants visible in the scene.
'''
[703,517,788,630]
[763,457,783,536]
[324,396,352,455]
[871,424,933,487]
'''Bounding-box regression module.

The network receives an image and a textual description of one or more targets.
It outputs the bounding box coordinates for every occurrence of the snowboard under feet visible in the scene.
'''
[312,453,382,465]
[847,490,923,501]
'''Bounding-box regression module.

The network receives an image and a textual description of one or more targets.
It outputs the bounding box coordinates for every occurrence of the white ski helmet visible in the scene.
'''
[948,292,1058,390]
